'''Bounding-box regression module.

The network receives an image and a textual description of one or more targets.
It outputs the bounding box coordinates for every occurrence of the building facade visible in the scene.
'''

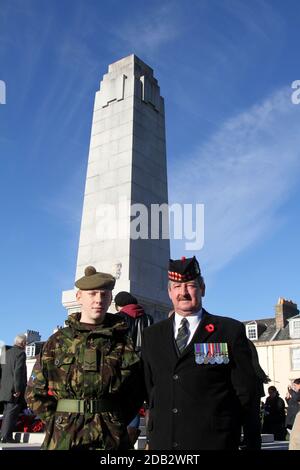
[244,298,300,400]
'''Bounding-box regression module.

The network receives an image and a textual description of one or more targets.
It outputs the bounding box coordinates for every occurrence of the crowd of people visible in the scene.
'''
[0,256,299,450]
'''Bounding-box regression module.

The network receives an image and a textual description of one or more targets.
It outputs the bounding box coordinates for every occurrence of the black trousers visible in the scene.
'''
[0,401,22,439]
[242,394,262,450]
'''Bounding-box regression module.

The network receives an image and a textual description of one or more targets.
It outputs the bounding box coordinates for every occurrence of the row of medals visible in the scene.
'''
[194,343,230,364]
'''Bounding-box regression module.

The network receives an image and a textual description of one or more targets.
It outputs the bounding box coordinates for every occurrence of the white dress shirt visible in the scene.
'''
[173,310,203,346]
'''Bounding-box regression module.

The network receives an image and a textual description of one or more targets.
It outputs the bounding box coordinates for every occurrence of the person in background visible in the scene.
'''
[262,386,286,440]
[285,378,300,433]
[289,410,300,450]
[114,291,153,446]
[114,291,153,355]
[0,334,27,443]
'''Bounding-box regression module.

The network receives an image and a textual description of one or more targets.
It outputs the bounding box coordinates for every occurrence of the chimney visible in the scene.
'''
[275,298,299,330]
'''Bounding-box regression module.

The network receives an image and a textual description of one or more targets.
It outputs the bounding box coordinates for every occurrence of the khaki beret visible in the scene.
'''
[75,266,116,291]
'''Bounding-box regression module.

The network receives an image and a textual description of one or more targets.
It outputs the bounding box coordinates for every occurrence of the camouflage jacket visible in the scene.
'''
[26,312,145,450]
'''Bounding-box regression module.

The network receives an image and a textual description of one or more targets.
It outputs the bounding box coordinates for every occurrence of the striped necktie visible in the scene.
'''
[176,318,189,353]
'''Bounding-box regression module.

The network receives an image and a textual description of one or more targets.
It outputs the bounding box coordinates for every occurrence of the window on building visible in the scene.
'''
[26,345,35,358]
[291,347,300,370]
[289,318,300,339]
[246,323,258,340]
[294,320,300,337]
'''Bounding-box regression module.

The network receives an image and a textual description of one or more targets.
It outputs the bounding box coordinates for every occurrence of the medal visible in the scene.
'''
[203,343,209,363]
[194,344,202,364]
[195,343,224,364]
[220,342,230,364]
[196,353,204,364]
[215,343,223,364]
[208,343,216,364]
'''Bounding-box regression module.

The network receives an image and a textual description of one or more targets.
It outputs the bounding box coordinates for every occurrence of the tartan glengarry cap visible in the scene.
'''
[75,266,116,291]
[168,256,201,282]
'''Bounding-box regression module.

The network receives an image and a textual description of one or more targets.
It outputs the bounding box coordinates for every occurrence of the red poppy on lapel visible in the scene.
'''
[205,323,215,333]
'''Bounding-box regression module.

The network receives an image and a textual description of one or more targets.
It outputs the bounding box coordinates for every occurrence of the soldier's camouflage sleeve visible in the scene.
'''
[25,344,57,421]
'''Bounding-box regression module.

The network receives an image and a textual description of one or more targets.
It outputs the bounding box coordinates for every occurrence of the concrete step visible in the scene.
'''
[136,435,147,449]
[261,441,289,450]
[140,417,146,426]
[1,437,288,451]
[13,432,44,444]
[261,433,274,443]
[0,442,41,450]
[241,432,274,443]
[136,433,288,450]
[0,428,286,451]
[0,432,44,450]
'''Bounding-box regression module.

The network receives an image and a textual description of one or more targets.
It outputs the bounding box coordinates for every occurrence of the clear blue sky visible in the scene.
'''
[0,0,299,344]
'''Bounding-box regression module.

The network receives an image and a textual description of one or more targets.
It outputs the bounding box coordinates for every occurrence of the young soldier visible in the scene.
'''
[26,266,145,450]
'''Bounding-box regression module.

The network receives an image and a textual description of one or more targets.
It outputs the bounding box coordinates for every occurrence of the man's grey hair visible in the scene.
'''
[168,276,205,289]
[14,334,27,347]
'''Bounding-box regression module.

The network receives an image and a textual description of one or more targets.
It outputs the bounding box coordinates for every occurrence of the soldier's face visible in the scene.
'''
[168,280,204,316]
[76,289,112,323]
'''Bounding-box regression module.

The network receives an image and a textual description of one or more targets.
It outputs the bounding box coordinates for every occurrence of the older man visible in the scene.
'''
[0,334,27,443]
[26,266,145,450]
[142,256,256,450]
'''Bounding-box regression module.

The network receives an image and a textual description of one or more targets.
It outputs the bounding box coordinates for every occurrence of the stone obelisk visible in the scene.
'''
[62,55,170,320]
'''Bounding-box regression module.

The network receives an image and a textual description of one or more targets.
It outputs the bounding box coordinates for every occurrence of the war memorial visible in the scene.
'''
[62,54,171,322]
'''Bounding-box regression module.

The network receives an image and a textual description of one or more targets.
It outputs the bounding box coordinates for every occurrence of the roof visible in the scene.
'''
[243,316,300,342]
[287,314,300,321]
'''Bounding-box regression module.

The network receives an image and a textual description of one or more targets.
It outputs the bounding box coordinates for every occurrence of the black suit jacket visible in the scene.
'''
[0,346,27,402]
[142,309,256,450]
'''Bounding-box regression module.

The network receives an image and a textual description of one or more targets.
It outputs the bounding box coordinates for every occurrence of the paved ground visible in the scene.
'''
[0,442,41,450]
[0,442,290,450]
[261,441,289,450]
[0,426,290,450]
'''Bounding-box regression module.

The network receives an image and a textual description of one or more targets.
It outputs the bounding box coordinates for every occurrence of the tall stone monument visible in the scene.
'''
[62,55,170,320]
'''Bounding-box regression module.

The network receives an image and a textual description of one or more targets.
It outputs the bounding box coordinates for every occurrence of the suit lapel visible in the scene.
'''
[162,314,179,366]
